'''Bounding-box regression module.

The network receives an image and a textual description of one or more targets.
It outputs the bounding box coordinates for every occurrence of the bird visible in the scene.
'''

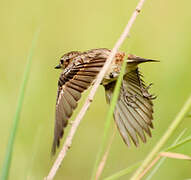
[52,48,158,154]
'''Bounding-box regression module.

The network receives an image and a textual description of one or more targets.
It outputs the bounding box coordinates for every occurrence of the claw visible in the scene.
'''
[124,94,138,108]
[142,90,157,100]
[145,83,153,91]
[140,83,156,100]
[149,95,157,100]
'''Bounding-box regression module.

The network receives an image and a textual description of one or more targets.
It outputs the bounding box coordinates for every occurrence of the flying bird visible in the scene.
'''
[52,48,157,154]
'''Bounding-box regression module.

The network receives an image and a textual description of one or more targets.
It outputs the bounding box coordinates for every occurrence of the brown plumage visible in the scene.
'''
[52,48,157,154]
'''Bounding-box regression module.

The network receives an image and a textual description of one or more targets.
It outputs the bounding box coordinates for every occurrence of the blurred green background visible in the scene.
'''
[0,0,191,179]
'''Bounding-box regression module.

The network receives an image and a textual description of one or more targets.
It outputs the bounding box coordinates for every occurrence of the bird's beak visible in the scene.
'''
[127,54,159,63]
[55,64,61,69]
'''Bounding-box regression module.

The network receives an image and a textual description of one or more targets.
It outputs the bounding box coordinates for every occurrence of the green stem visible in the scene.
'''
[0,30,39,180]
[165,135,191,152]
[104,161,141,180]
[130,95,191,180]
[91,59,127,180]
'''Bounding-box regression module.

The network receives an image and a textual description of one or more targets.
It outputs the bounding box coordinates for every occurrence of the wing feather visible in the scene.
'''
[104,68,154,146]
[62,89,77,109]
[114,111,131,146]
[52,55,106,154]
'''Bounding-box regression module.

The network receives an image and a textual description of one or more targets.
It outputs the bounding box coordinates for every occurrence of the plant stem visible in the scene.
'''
[91,60,126,180]
[104,162,141,180]
[145,128,187,180]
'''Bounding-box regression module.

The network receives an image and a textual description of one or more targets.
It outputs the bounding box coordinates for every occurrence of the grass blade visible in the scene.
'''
[91,59,127,180]
[165,135,191,152]
[0,30,39,180]
[103,162,141,180]
[159,152,191,160]
[95,131,116,180]
[104,128,187,180]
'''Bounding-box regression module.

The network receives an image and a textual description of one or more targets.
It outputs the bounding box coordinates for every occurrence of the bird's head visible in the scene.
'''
[55,51,81,69]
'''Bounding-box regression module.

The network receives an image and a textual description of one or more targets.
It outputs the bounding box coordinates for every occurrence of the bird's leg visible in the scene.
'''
[121,83,137,108]
[143,83,157,100]
[125,94,138,108]
[136,69,156,100]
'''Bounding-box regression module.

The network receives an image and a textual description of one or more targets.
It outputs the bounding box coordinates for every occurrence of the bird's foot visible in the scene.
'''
[141,83,157,100]
[124,94,138,108]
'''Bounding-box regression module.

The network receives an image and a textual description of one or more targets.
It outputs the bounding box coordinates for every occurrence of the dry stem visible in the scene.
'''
[95,130,116,180]
[45,0,146,179]
[138,152,191,180]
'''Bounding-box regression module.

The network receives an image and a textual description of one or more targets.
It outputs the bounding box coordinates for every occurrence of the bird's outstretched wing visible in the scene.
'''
[52,54,107,154]
[104,68,154,146]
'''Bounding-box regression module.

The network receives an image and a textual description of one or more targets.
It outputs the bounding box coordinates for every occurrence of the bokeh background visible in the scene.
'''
[0,0,191,179]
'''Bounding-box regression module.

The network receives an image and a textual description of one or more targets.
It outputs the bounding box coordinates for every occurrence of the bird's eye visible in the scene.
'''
[60,60,64,64]
[65,58,70,62]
